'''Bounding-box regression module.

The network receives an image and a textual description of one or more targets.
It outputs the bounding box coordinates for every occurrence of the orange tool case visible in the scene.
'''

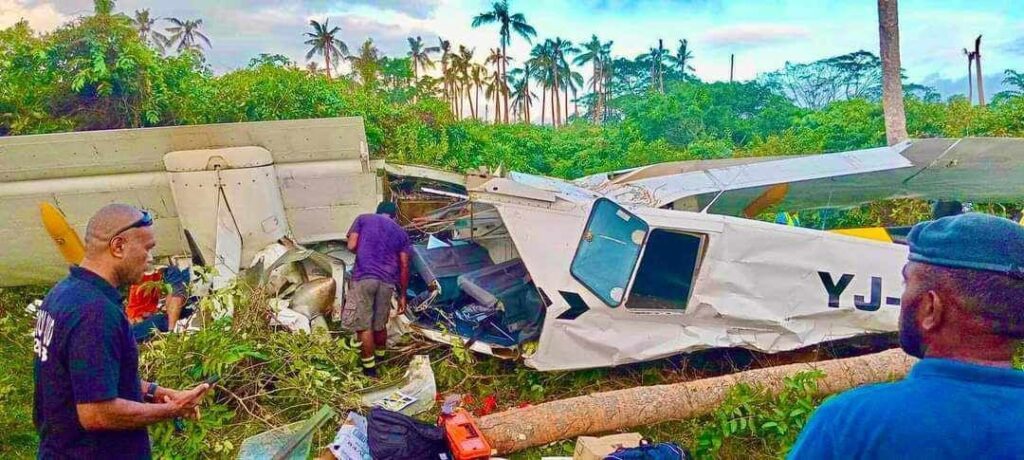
[441,408,492,460]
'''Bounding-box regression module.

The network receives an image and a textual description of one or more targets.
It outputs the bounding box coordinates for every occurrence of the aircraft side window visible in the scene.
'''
[625,229,705,311]
[570,198,648,307]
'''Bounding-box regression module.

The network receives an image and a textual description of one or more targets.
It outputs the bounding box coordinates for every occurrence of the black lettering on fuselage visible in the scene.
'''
[819,272,901,310]
[854,276,882,311]
[818,272,854,308]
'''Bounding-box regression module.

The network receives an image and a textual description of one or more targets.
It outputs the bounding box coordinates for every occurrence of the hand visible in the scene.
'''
[397,296,407,315]
[162,383,210,420]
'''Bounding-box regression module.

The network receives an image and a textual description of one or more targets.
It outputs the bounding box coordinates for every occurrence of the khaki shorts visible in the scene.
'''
[342,278,395,332]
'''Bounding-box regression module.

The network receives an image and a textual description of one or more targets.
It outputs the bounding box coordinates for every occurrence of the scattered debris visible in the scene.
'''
[327,412,371,460]
[574,433,644,460]
[359,355,436,416]
[237,406,336,460]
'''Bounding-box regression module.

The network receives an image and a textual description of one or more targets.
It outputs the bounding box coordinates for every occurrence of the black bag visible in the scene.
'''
[605,439,690,460]
[367,407,450,460]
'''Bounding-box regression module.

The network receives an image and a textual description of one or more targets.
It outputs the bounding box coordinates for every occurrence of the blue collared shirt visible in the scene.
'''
[33,266,151,459]
[788,358,1024,459]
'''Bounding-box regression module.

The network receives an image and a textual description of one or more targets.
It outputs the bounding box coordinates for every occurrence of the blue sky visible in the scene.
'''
[4,0,1023,97]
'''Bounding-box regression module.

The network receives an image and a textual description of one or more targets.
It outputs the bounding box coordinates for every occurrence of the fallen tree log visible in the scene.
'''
[477,348,916,454]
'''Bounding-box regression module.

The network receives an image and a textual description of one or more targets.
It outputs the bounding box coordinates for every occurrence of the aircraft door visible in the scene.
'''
[570,198,649,307]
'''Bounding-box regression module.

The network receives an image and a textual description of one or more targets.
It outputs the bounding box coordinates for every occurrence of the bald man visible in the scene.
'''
[33,204,210,459]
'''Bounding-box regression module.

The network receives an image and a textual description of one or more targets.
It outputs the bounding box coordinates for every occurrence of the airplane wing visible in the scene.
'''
[595,142,913,209]
[700,137,1024,216]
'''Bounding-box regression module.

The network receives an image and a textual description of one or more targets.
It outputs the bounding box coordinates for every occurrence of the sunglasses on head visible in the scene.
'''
[110,210,154,241]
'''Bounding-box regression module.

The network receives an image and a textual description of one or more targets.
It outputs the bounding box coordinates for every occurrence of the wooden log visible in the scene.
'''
[476,349,916,454]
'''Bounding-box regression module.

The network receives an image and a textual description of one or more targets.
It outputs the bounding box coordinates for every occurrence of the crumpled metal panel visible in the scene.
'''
[481,198,906,371]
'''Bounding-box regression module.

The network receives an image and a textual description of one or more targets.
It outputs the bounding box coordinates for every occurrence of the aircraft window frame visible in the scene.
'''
[569,198,649,308]
[623,229,708,312]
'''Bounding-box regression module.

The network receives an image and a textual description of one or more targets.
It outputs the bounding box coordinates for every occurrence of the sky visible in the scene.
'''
[3,0,1023,99]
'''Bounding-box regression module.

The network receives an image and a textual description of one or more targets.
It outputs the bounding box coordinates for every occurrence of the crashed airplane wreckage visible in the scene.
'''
[3,117,1023,371]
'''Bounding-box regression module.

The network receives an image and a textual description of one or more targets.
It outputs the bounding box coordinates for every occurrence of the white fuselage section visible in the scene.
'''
[473,185,906,371]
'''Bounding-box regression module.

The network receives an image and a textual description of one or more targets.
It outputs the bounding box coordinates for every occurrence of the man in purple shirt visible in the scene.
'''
[34,204,210,459]
[343,201,411,377]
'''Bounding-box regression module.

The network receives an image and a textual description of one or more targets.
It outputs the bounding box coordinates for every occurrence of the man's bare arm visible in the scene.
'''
[77,398,178,430]
[78,383,209,431]
[347,232,359,251]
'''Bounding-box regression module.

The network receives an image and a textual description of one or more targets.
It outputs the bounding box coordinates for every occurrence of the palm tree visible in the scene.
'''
[528,43,554,125]
[348,39,381,87]
[564,70,584,121]
[575,35,604,121]
[438,38,453,111]
[165,18,212,53]
[485,47,511,121]
[485,69,506,124]
[304,19,348,80]
[1002,70,1024,97]
[510,75,535,122]
[974,35,985,107]
[878,0,907,145]
[668,39,695,77]
[94,0,115,15]
[509,62,536,124]
[548,37,578,127]
[639,39,668,92]
[471,64,487,120]
[472,0,537,123]
[407,36,440,82]
[132,9,168,52]
[963,48,975,104]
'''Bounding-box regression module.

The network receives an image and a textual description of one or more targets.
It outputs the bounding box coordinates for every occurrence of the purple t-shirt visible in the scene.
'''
[348,213,411,285]
[34,266,151,459]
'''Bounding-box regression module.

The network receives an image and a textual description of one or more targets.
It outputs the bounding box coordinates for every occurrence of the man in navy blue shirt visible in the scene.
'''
[789,213,1024,459]
[33,204,210,459]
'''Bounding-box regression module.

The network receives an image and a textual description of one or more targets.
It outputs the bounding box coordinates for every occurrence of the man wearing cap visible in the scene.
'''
[33,204,211,459]
[789,213,1024,459]
[343,201,411,377]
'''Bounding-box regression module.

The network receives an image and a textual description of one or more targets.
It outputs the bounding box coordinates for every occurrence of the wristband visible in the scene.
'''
[145,382,159,402]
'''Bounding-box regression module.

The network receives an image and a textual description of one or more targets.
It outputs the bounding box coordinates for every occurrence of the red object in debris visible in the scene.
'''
[441,408,492,460]
[125,271,163,321]
[476,395,498,416]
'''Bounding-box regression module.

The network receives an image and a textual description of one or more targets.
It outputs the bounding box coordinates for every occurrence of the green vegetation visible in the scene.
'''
[4,2,1024,176]
[4,1,1024,458]
[0,281,835,460]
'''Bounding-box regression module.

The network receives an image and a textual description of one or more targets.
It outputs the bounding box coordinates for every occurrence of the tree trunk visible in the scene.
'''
[730,54,735,83]
[476,349,916,455]
[467,84,476,120]
[966,56,974,104]
[324,53,332,80]
[564,82,570,124]
[524,79,530,124]
[553,67,561,127]
[475,86,481,121]
[501,43,509,123]
[412,63,418,103]
[878,0,908,145]
[975,36,985,107]
[541,88,546,125]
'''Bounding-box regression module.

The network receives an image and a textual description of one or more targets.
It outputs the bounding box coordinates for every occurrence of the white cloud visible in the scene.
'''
[0,0,70,32]
[703,24,811,49]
